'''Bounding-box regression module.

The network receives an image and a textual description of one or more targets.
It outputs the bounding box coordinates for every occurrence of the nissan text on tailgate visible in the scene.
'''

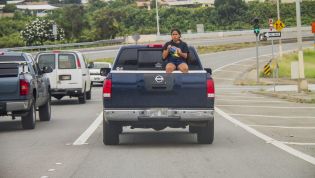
[102,44,215,145]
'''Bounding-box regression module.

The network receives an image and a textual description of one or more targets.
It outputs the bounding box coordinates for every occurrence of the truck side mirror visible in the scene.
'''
[204,68,212,75]
[42,66,53,73]
[100,68,111,76]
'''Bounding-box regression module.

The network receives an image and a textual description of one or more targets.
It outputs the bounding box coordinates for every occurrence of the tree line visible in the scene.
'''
[0,0,314,47]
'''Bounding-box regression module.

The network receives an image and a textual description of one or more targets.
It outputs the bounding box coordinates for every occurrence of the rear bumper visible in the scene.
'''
[104,108,214,122]
[0,100,31,114]
[51,88,83,96]
[90,75,105,83]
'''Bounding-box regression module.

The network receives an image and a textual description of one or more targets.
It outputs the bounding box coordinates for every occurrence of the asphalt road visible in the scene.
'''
[0,41,314,178]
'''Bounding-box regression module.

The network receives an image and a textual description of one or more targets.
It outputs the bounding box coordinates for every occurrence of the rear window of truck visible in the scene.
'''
[114,48,202,70]
[0,56,25,62]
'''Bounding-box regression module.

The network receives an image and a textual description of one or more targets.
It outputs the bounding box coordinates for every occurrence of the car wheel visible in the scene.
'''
[21,101,36,129]
[103,120,120,145]
[39,99,51,121]
[197,119,214,144]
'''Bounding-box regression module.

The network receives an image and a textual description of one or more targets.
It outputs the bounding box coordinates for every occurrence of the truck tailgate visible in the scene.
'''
[0,63,19,99]
[105,72,213,108]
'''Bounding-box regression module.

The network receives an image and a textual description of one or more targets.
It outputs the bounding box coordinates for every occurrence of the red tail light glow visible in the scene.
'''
[207,79,215,98]
[103,79,112,98]
[76,59,81,69]
[147,44,163,48]
[20,79,29,96]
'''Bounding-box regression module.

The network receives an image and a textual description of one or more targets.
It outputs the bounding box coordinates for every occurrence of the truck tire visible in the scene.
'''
[86,86,92,100]
[103,120,119,145]
[21,101,36,129]
[78,87,86,104]
[39,99,51,121]
[197,119,214,144]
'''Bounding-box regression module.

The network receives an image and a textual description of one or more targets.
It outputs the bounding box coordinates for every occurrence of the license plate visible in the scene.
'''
[95,77,100,80]
[149,108,168,117]
[0,102,6,112]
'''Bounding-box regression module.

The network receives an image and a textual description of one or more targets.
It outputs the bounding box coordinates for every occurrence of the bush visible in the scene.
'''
[0,32,24,48]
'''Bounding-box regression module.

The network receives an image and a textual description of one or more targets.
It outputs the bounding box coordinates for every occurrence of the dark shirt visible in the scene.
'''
[162,40,188,61]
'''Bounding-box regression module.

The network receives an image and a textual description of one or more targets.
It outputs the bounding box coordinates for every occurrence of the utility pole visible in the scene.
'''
[155,0,160,37]
[295,0,308,92]
[276,0,283,57]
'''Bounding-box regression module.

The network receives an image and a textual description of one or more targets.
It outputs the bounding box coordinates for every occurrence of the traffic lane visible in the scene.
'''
[0,87,103,178]
[48,113,315,178]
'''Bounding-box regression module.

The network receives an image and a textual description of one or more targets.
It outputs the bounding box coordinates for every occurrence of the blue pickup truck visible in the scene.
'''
[0,52,52,129]
[101,44,215,145]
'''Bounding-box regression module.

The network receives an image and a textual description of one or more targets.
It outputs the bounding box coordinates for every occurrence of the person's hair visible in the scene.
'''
[171,28,181,37]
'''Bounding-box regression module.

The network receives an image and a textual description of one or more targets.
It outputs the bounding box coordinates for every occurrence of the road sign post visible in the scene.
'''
[256,35,259,83]
[132,34,140,45]
[295,0,308,92]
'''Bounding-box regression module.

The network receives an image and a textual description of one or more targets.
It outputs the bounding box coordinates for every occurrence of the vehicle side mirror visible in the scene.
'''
[204,68,212,75]
[100,67,111,76]
[42,66,53,73]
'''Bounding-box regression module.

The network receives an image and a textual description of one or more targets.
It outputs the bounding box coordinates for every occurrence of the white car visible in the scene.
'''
[35,51,92,104]
[89,62,112,85]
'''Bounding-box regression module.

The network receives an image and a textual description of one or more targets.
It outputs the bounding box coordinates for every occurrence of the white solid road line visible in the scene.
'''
[229,113,315,119]
[249,124,315,129]
[215,107,315,165]
[73,112,103,145]
[216,105,315,109]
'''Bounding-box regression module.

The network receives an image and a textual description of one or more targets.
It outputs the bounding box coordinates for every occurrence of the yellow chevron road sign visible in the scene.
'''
[264,63,271,76]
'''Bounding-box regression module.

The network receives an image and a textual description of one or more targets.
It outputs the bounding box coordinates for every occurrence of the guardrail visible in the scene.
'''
[2,38,125,52]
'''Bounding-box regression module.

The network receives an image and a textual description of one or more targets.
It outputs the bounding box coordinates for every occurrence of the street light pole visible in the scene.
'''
[295,0,308,92]
[276,0,283,57]
[155,0,160,36]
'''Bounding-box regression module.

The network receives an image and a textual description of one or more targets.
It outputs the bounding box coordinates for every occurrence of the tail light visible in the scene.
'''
[76,59,81,69]
[207,79,215,98]
[103,79,112,98]
[147,44,163,48]
[20,79,29,96]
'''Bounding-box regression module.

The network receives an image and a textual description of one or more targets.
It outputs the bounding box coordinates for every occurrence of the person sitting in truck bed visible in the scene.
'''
[162,28,189,73]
